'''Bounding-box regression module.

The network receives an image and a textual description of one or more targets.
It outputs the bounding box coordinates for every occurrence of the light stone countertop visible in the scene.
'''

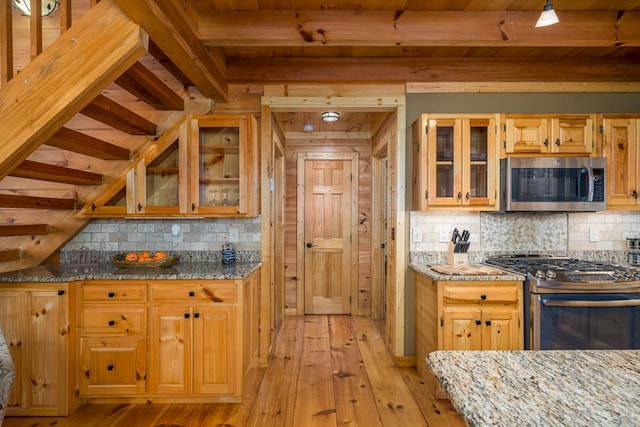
[409,262,525,282]
[428,350,640,427]
[0,262,262,282]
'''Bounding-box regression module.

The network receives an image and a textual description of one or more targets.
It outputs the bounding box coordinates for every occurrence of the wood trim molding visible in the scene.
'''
[406,82,640,93]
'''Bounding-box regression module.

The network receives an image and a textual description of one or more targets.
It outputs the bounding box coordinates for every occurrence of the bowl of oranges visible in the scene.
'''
[111,251,178,268]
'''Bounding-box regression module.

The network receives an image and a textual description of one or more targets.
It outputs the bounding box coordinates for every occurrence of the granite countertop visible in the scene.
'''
[427,350,640,427]
[410,262,525,282]
[0,261,262,282]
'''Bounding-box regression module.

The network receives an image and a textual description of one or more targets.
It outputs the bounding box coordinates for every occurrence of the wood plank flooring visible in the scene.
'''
[3,315,465,427]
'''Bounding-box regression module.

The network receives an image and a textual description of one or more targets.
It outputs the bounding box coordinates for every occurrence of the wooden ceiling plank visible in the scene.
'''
[10,160,103,185]
[81,94,157,135]
[228,57,640,83]
[0,0,148,182]
[198,10,640,48]
[46,127,130,160]
[116,61,185,110]
[115,0,228,101]
[0,193,76,210]
[0,224,50,237]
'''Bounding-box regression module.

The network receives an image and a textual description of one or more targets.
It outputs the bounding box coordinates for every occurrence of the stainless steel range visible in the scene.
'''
[485,255,640,350]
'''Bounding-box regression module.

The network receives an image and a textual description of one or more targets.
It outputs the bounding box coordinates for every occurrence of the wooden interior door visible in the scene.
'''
[300,153,357,314]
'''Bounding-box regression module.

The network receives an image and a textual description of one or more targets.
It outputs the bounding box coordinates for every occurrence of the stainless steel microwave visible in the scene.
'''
[500,157,606,212]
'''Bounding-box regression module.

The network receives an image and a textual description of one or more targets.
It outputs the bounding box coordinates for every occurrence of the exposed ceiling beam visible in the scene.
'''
[81,94,157,135]
[46,127,130,160]
[199,10,640,47]
[227,57,640,83]
[115,0,228,101]
[0,0,148,182]
[0,193,76,210]
[11,160,103,185]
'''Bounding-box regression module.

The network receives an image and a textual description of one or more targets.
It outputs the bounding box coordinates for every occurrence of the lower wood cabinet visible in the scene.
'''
[0,283,80,416]
[415,272,523,398]
[77,269,260,403]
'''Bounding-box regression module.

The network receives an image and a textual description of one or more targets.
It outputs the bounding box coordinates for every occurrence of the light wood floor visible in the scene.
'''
[3,315,465,427]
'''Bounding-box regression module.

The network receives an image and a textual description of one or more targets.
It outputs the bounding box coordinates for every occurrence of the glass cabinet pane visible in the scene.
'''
[436,124,455,197]
[469,124,489,198]
[199,126,241,207]
[146,140,180,207]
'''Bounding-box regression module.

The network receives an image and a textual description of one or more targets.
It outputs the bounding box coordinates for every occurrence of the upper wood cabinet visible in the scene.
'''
[412,114,499,210]
[80,114,259,218]
[602,116,640,208]
[502,114,595,156]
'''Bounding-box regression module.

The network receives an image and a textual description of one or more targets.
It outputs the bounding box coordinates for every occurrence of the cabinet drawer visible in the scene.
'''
[442,286,519,304]
[82,306,147,334]
[82,284,147,303]
[149,281,237,303]
[79,337,146,396]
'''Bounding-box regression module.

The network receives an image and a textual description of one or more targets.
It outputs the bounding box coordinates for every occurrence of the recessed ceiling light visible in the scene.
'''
[303,123,314,132]
[321,112,340,122]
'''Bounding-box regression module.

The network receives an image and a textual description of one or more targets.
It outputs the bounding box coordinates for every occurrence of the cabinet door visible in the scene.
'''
[441,307,482,350]
[0,291,25,412]
[135,139,183,215]
[426,118,462,206]
[481,308,520,350]
[603,118,638,207]
[504,118,548,154]
[193,306,239,395]
[549,116,594,154]
[148,306,192,395]
[462,117,496,207]
[79,337,146,396]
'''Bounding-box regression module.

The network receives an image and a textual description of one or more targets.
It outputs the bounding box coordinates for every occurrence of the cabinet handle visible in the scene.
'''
[543,138,549,146]
[108,320,115,326]
[555,138,561,146]
[137,203,143,212]
[107,364,114,371]
[191,203,196,212]
[480,294,487,300]
[475,320,481,325]
[108,292,115,298]
[189,291,195,297]
[632,190,639,200]
[194,312,200,318]
[306,242,313,248]
[465,192,470,200]
[485,320,492,326]
[184,313,190,318]
[457,192,462,200]
[91,203,97,212]
[58,290,65,296]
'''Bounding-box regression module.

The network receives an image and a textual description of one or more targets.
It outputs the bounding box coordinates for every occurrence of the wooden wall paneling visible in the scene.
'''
[1,0,13,85]
[259,102,272,364]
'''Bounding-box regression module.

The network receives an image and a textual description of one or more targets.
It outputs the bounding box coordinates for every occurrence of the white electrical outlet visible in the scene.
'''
[589,227,600,242]
[439,229,450,243]
[412,229,422,243]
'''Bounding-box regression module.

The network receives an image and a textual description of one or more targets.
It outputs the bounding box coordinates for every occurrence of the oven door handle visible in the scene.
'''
[541,298,640,308]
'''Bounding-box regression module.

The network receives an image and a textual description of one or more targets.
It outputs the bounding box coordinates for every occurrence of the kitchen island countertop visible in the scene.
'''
[427,349,640,427]
[0,261,261,282]
[410,262,525,282]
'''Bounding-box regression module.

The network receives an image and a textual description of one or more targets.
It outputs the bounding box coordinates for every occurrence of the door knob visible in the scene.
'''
[306,242,313,248]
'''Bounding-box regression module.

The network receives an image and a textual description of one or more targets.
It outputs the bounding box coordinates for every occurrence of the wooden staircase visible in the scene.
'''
[0,0,221,272]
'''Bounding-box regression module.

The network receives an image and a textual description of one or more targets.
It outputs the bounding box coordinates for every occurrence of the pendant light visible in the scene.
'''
[12,0,60,16]
[535,0,559,27]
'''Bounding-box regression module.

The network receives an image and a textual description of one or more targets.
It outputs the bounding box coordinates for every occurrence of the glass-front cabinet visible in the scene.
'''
[412,114,498,210]
[79,114,258,218]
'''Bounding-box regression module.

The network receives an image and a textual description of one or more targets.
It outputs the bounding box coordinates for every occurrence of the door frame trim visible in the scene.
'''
[297,152,359,315]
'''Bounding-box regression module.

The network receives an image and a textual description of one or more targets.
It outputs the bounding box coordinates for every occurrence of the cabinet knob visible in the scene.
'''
[91,203,97,212]
[58,290,65,296]
[306,242,313,248]
[108,320,115,326]
[465,192,470,200]
[191,203,196,212]
[633,190,639,199]
[189,291,195,297]
[543,138,549,146]
[485,320,492,326]
[480,294,487,300]
[457,192,462,200]
[107,364,114,371]
[194,312,200,318]
[137,203,143,212]
[475,320,481,325]
[184,313,190,318]
[108,292,115,298]
[555,138,561,146]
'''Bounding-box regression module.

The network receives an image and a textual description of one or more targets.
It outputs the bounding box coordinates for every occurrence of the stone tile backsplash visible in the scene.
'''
[62,217,262,255]
[410,210,640,262]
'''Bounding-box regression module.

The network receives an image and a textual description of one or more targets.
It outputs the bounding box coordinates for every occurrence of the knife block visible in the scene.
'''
[447,242,468,266]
